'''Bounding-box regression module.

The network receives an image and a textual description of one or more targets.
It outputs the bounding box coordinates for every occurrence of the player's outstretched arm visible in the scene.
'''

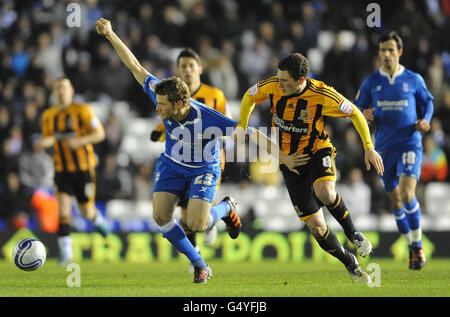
[236,92,256,130]
[234,126,310,175]
[350,107,384,175]
[96,18,149,85]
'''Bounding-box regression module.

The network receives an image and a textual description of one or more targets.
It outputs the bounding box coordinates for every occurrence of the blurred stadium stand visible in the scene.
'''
[0,0,449,233]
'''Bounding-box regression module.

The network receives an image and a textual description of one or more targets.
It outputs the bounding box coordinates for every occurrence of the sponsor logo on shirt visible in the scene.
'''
[273,113,308,134]
[248,83,258,96]
[376,99,408,110]
[339,100,353,114]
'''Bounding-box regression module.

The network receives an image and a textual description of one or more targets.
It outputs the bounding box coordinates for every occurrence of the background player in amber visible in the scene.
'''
[35,78,110,265]
[235,53,384,283]
[151,48,231,255]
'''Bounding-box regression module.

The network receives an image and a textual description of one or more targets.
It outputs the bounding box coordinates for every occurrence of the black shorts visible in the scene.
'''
[54,170,96,205]
[280,147,337,220]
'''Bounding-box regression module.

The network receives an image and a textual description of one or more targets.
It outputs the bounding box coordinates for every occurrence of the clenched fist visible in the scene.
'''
[95,18,113,37]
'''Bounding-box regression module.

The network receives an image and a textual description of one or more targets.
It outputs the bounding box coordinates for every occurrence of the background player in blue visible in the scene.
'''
[355,32,434,270]
[96,18,242,283]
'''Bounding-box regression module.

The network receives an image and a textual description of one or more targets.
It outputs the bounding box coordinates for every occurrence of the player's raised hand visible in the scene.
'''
[414,119,430,133]
[95,18,113,37]
[364,147,384,175]
[362,108,374,123]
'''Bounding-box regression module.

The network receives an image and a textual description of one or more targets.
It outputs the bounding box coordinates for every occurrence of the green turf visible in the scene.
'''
[0,258,449,297]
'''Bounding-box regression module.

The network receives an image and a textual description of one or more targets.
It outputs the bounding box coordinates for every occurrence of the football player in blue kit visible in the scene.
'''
[95,18,242,283]
[355,31,434,270]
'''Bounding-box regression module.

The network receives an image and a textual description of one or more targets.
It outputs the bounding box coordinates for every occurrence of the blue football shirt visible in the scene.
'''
[355,66,433,152]
[142,73,237,168]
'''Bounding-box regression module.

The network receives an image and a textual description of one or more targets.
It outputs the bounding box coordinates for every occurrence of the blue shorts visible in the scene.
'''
[153,154,221,204]
[380,145,423,192]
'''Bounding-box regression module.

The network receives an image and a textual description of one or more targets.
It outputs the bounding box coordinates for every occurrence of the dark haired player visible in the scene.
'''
[355,31,433,270]
[235,53,384,283]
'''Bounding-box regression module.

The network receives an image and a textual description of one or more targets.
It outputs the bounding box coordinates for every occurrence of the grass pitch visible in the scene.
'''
[0,258,449,297]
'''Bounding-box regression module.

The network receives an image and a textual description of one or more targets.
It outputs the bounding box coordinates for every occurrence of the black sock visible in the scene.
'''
[315,227,354,267]
[186,233,197,248]
[326,193,357,242]
[58,218,71,236]
[180,221,197,248]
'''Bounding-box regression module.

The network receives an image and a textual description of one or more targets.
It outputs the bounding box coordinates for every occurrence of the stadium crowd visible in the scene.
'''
[0,0,449,230]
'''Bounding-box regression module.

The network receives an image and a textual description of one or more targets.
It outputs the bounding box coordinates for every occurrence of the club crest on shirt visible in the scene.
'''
[148,79,158,92]
[403,82,409,92]
[299,109,310,121]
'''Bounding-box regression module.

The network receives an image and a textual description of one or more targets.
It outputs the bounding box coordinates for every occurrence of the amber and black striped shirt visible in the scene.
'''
[41,103,103,173]
[247,76,357,155]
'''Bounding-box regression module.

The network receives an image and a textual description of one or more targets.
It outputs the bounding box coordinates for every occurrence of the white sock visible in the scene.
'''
[157,218,177,233]
[57,236,73,259]
[94,211,105,226]
[205,214,214,232]
[410,228,422,244]
[401,232,413,246]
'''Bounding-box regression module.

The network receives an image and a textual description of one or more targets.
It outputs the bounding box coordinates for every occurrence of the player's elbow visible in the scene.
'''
[91,129,105,144]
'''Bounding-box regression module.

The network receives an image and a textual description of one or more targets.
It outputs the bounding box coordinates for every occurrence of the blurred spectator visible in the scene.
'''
[238,31,272,86]
[183,1,217,48]
[98,110,124,157]
[0,172,34,229]
[335,125,365,179]
[133,162,153,201]
[300,1,321,49]
[323,37,354,96]
[338,167,371,215]
[0,106,12,144]
[0,137,19,182]
[421,133,448,183]
[97,55,133,101]
[10,39,29,78]
[19,136,54,190]
[21,101,40,151]
[428,54,445,103]
[35,32,64,80]
[200,38,239,100]
[96,153,125,203]
[70,51,98,100]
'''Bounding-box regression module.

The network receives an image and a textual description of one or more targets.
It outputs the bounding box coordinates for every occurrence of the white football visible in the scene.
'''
[12,238,47,271]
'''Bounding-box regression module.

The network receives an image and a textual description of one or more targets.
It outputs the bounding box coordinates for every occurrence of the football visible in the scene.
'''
[12,238,47,271]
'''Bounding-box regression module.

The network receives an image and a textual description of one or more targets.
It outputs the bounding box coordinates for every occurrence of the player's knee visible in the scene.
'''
[305,219,328,238]
[186,218,207,232]
[400,191,415,204]
[315,188,336,206]
[79,203,95,221]
[309,224,328,238]
[153,213,170,226]
[314,181,336,205]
